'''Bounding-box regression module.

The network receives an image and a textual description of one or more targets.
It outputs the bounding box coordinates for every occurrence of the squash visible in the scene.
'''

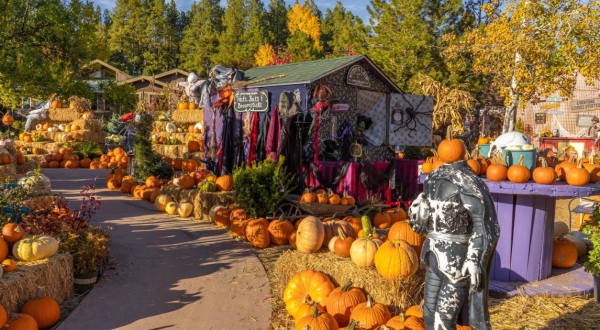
[215,175,233,191]
[165,202,178,215]
[374,239,419,280]
[21,287,61,330]
[387,222,426,258]
[154,195,173,212]
[350,236,383,267]
[507,155,530,183]
[296,216,325,254]
[552,234,578,268]
[268,216,294,245]
[177,202,194,218]
[198,181,216,192]
[437,126,466,163]
[13,235,59,261]
[553,222,569,238]
[325,281,366,327]
[349,296,391,330]
[283,269,335,316]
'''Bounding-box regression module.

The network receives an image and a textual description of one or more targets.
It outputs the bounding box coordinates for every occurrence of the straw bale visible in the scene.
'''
[274,249,425,316]
[0,163,17,182]
[16,161,36,174]
[152,144,187,159]
[47,108,79,122]
[70,119,103,132]
[24,154,48,166]
[183,151,205,163]
[197,191,236,221]
[153,121,169,132]
[15,141,64,154]
[172,110,204,123]
[0,253,74,313]
[38,129,105,143]
[154,132,205,141]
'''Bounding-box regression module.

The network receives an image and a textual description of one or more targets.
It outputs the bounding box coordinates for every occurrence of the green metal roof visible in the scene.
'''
[244,55,365,87]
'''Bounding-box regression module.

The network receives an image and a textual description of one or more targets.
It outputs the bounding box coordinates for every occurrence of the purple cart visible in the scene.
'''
[420,174,600,282]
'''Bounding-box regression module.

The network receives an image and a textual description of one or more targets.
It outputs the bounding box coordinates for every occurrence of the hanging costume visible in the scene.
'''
[255,111,270,163]
[409,160,499,330]
[266,106,281,161]
[248,112,259,165]
[220,108,235,175]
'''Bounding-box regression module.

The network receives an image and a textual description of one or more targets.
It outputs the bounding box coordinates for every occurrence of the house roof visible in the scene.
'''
[117,76,169,88]
[154,69,190,79]
[85,59,132,80]
[243,55,402,93]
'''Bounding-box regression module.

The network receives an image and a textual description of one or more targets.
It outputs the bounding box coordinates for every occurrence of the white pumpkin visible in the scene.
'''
[151,134,158,141]
[166,123,176,133]
[19,171,51,196]
[47,126,56,132]
[176,128,183,133]
[13,235,59,261]
[177,202,194,218]
[194,123,203,132]
[296,216,325,254]
[62,134,70,142]
[59,124,66,132]
[350,237,383,267]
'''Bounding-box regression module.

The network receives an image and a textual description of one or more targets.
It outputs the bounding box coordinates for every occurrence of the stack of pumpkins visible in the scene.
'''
[90,148,128,170]
[154,194,194,218]
[162,157,199,173]
[0,286,62,330]
[282,269,427,330]
[178,95,199,110]
[197,173,233,192]
[299,189,356,206]
[1,221,60,277]
[40,147,92,169]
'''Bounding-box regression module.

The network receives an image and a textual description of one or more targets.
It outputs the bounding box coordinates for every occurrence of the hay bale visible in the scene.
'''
[274,250,425,315]
[183,151,205,163]
[15,141,64,154]
[24,154,48,166]
[172,110,204,123]
[0,163,17,182]
[154,132,204,141]
[153,121,169,132]
[47,108,79,122]
[152,144,187,159]
[16,161,37,174]
[0,253,74,313]
[197,191,236,221]
[70,119,103,132]
[80,129,106,144]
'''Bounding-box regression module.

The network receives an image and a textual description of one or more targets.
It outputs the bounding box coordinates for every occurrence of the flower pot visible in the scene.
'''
[594,275,600,303]
[2,206,30,224]
[74,272,98,294]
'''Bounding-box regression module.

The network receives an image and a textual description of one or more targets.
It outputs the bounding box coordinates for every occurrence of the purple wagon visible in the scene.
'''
[420,173,600,282]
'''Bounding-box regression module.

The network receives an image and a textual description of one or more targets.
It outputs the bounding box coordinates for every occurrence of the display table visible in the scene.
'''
[419,173,600,282]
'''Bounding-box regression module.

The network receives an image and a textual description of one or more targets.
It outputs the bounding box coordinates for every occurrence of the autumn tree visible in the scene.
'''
[180,0,224,76]
[445,0,600,132]
[286,2,323,62]
[322,2,367,57]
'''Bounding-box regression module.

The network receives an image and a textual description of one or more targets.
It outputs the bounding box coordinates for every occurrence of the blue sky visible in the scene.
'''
[94,0,371,23]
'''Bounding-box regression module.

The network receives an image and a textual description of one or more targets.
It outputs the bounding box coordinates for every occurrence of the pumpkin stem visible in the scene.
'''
[366,295,373,308]
[302,294,314,305]
[338,227,347,240]
[577,158,584,169]
[346,320,357,330]
[419,299,424,310]
[278,215,284,223]
[331,212,338,221]
[342,280,353,292]
[431,149,438,157]
[539,157,547,169]
[446,125,453,141]
[303,326,311,330]
[398,313,406,322]
[590,150,596,165]
[311,301,320,317]
[518,154,525,166]
[35,287,42,300]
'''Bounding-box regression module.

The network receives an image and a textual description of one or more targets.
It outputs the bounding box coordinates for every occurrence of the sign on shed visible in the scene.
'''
[234,91,269,112]
[571,98,600,113]
[577,115,595,127]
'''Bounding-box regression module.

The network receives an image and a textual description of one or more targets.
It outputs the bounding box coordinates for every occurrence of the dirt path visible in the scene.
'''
[45,169,271,330]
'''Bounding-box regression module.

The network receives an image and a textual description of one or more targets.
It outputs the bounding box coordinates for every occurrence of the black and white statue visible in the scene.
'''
[409,160,500,330]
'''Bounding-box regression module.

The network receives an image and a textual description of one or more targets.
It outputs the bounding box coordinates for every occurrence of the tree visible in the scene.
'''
[255,44,275,66]
[179,0,224,76]
[445,0,600,132]
[0,0,106,106]
[133,103,173,181]
[322,2,367,57]
[286,2,323,62]
[264,0,289,47]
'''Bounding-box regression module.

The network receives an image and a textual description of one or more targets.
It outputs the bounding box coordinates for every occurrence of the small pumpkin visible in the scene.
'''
[215,175,233,191]
[212,205,233,227]
[566,158,590,186]
[268,216,294,245]
[422,158,434,174]
[466,150,481,175]
[350,236,383,267]
[437,126,466,163]
[584,150,600,183]
[325,281,366,327]
[349,296,391,330]
[2,258,17,272]
[386,208,407,225]
[155,195,174,212]
[5,313,38,330]
[323,215,353,245]
[0,237,7,262]
[486,153,507,181]
[507,155,530,183]
[165,202,178,215]
[20,287,61,330]
[373,212,391,229]
[2,223,25,243]
[533,157,557,185]
[334,227,355,258]
[296,304,339,330]
[552,234,578,268]
[344,213,363,238]
[374,239,419,280]
[177,202,194,218]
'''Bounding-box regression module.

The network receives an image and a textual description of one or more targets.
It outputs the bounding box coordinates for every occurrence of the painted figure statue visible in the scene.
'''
[409,159,500,330]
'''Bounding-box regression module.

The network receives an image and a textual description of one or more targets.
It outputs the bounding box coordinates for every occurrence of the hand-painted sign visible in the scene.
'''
[577,115,595,127]
[332,103,349,111]
[571,98,600,113]
[540,103,560,109]
[234,91,269,112]
[347,65,371,88]
[535,113,546,124]
[547,97,563,102]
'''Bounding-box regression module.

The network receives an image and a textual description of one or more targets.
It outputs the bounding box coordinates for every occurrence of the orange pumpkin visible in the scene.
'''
[374,239,419,279]
[178,175,195,189]
[188,141,200,153]
[507,155,530,183]
[437,126,466,163]
[556,155,577,181]
[283,269,335,316]
[20,287,61,330]
[349,296,391,330]
[296,304,339,330]
[325,281,366,327]
[334,227,355,257]
[5,313,38,330]
[486,154,507,181]
[422,158,434,174]
[566,159,590,186]
[386,208,407,225]
[373,212,391,229]
[2,223,25,243]
[387,222,426,258]
[552,234,578,268]
[267,216,294,245]
[182,159,199,173]
[533,157,557,185]
[466,150,480,175]
[584,151,600,183]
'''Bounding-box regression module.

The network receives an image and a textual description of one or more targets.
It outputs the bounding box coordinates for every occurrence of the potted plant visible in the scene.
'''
[0,177,32,223]
[583,205,600,302]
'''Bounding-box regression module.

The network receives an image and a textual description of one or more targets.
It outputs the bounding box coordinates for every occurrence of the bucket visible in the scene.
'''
[479,144,491,158]
[2,183,19,190]
[2,206,30,224]
[74,272,98,294]
[502,149,537,173]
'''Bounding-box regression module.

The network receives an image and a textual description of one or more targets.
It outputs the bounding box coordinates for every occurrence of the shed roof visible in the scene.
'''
[243,55,401,93]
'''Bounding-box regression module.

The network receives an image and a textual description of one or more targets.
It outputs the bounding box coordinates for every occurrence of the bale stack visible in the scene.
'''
[14,141,63,154]
[16,161,36,174]
[151,109,204,160]
[0,253,74,313]
[172,109,204,123]
[39,118,105,144]
[159,185,234,221]
[29,108,79,128]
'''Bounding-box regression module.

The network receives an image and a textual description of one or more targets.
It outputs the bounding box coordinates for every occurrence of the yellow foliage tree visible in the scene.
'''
[255,44,275,66]
[287,3,322,49]
[444,0,600,132]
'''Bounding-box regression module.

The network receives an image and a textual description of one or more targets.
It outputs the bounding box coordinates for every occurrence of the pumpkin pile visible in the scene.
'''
[0,286,61,330]
[39,146,93,169]
[89,147,128,170]
[154,194,194,218]
[1,222,60,277]
[299,188,356,206]
[283,269,427,329]
[197,172,233,192]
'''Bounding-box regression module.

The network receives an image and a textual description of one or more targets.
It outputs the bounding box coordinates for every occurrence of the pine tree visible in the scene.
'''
[179,0,223,76]
[143,0,169,74]
[103,9,112,28]
[264,0,289,47]
[105,113,127,135]
[165,0,181,69]
[133,104,173,180]
[241,0,267,68]
[321,2,366,57]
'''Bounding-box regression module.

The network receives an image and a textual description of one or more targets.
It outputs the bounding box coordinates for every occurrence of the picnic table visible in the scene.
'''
[419,173,600,282]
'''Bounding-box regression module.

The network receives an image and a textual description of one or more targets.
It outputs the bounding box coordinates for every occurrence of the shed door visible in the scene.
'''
[356,90,387,146]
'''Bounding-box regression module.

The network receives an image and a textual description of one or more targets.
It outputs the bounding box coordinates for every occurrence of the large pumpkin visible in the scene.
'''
[387,222,425,257]
[20,287,60,330]
[349,296,391,330]
[295,304,339,330]
[374,240,419,280]
[215,175,233,191]
[437,126,466,163]
[323,219,353,245]
[247,222,270,249]
[283,269,335,316]
[182,159,199,173]
[566,159,590,186]
[177,202,194,218]
[268,216,294,245]
[0,237,7,262]
[155,195,174,212]
[5,314,38,330]
[350,236,383,267]
[552,234,578,268]
[2,223,25,243]
[296,216,325,254]
[325,281,366,326]
[13,235,59,261]
[244,217,269,240]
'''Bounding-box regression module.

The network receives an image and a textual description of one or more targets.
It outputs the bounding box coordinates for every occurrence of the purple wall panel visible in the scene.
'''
[526,195,549,280]
[492,194,515,281]
[543,196,556,278]
[510,195,535,281]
